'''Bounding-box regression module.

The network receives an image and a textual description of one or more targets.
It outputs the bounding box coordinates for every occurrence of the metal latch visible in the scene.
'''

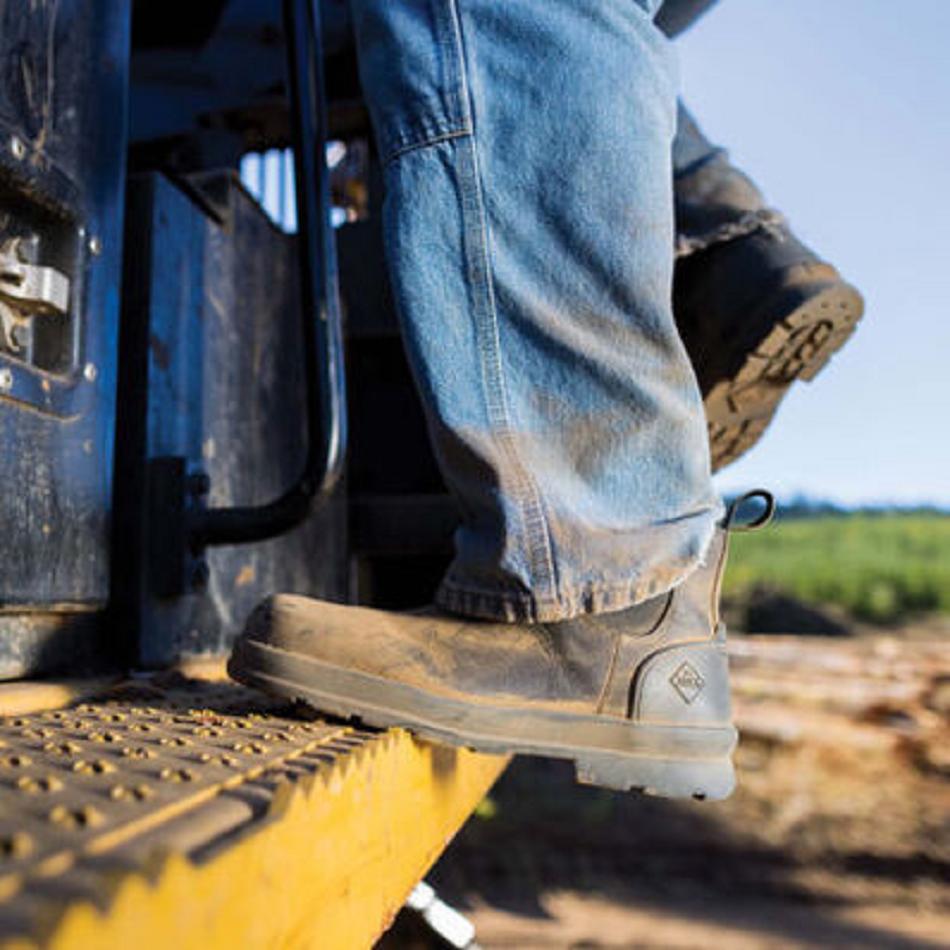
[0,237,70,353]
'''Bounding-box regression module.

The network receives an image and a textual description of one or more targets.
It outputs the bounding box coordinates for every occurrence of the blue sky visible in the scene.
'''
[675,0,950,505]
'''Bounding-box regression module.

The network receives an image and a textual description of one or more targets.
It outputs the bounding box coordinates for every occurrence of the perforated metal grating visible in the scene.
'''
[0,676,371,914]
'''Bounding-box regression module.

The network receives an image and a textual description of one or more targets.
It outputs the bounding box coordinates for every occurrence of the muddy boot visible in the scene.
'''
[673,155,864,471]
[229,495,773,800]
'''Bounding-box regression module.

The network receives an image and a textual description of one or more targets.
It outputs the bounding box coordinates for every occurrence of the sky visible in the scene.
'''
[675,0,950,506]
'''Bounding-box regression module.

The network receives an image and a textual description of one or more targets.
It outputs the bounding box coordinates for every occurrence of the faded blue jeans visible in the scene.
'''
[350,0,721,622]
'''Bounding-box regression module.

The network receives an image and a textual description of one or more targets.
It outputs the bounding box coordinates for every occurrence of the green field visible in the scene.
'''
[722,513,950,623]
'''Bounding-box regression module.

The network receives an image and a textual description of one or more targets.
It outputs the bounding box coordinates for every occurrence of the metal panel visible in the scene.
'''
[0,0,130,677]
[122,172,346,668]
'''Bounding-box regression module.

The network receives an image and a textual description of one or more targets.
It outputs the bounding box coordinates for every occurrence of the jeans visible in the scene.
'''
[350,0,721,623]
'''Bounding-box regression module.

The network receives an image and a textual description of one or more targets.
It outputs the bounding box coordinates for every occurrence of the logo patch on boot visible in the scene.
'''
[670,661,705,704]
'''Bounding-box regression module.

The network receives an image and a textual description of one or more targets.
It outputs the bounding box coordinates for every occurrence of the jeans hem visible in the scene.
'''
[435,514,718,624]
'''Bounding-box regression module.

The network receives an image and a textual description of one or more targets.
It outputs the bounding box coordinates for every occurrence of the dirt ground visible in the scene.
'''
[404,626,949,949]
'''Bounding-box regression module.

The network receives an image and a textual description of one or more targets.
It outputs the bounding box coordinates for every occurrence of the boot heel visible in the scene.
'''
[574,753,735,800]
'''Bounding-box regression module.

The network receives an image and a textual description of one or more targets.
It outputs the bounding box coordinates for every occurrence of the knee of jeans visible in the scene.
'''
[351,0,473,161]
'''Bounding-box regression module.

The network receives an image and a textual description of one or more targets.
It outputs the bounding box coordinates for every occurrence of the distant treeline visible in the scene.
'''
[726,495,950,521]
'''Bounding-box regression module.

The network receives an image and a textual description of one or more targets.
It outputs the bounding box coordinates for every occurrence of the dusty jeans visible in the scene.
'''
[350,0,721,623]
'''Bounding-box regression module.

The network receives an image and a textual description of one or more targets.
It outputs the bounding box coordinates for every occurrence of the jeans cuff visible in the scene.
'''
[435,517,718,624]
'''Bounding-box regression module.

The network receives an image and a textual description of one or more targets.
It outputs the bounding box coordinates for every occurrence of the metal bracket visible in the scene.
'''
[0,237,71,353]
[147,457,211,598]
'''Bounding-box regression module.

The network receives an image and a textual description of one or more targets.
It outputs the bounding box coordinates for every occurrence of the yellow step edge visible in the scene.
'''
[0,676,508,949]
[44,732,506,950]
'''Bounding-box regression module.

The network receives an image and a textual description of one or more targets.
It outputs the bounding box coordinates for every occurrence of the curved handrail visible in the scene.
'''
[189,0,347,547]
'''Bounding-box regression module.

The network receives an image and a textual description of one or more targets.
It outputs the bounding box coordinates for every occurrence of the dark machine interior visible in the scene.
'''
[0,0,455,679]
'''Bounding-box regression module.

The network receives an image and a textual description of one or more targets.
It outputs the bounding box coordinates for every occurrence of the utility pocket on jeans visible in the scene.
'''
[351,0,472,162]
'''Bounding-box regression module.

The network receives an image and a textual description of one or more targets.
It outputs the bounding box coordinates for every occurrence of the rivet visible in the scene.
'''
[200,753,239,768]
[88,731,122,743]
[192,726,223,738]
[16,774,63,794]
[9,136,25,160]
[87,235,102,256]
[110,783,153,802]
[72,758,115,775]
[120,746,156,760]
[43,741,81,757]
[21,727,53,739]
[48,804,103,829]
[159,767,194,783]
[83,362,97,383]
[159,736,191,747]
[0,368,13,391]
[232,741,267,755]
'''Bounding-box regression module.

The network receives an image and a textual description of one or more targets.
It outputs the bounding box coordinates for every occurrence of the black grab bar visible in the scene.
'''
[189,0,347,547]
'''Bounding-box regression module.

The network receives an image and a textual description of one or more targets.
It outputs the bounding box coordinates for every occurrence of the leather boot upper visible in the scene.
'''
[242,528,731,721]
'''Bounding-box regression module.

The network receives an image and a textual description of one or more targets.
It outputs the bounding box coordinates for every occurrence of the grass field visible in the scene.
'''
[722,513,950,623]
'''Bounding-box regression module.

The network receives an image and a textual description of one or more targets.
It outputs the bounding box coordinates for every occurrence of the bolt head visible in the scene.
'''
[9,137,25,160]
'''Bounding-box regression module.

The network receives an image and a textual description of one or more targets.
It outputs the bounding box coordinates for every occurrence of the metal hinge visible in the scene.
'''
[0,237,70,353]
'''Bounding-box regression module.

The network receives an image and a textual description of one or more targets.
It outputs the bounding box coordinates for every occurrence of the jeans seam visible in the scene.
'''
[446,0,560,608]
[383,127,473,164]
[437,559,693,623]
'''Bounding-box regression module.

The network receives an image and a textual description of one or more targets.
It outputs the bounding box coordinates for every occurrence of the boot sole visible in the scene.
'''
[228,638,737,800]
[706,279,863,471]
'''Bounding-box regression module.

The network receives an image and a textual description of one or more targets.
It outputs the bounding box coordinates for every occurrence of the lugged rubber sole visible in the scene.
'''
[228,638,737,800]
[707,280,863,471]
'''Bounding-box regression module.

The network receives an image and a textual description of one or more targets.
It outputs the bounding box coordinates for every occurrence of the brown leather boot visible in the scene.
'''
[229,496,773,800]
[674,157,864,471]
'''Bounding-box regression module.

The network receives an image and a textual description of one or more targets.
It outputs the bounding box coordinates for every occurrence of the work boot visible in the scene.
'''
[228,494,774,801]
[673,155,864,471]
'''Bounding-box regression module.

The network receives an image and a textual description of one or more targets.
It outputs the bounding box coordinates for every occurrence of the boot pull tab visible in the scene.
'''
[723,489,775,533]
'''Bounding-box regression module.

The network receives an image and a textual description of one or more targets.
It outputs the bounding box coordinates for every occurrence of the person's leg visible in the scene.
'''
[670,105,864,470]
[229,0,747,799]
[345,0,719,623]
[655,0,864,469]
